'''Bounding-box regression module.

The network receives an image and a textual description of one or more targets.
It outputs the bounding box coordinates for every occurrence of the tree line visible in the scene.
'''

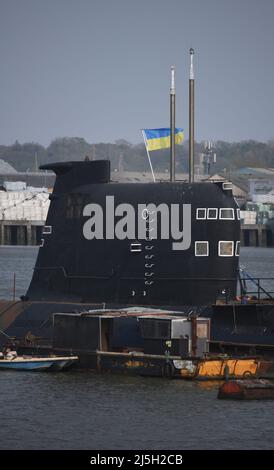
[1,137,274,174]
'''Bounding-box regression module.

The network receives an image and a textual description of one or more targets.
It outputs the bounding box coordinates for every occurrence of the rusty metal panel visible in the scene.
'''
[197,358,258,379]
[197,319,210,339]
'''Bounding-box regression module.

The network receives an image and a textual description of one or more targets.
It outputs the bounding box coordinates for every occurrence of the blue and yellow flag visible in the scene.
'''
[143,128,184,151]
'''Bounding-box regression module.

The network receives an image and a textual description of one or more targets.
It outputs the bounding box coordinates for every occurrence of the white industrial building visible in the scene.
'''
[0,185,50,245]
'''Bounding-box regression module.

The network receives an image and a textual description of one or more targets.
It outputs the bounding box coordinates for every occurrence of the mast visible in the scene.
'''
[35,151,38,173]
[170,65,176,182]
[189,48,195,183]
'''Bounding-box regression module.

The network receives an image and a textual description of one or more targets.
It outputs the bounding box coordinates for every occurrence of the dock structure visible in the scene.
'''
[1,218,274,248]
[0,189,49,245]
[0,183,274,247]
[240,224,273,247]
[0,220,44,245]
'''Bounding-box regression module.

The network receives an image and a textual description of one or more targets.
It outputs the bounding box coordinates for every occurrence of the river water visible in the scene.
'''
[0,246,274,450]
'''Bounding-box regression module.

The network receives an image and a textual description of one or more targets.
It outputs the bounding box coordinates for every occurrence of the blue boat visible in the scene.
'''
[0,355,78,371]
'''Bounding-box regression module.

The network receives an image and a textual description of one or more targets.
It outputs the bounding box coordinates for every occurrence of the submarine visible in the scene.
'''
[26,159,240,306]
[1,50,274,367]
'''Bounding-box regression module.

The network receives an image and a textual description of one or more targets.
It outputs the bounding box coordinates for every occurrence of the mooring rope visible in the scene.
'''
[0,327,15,340]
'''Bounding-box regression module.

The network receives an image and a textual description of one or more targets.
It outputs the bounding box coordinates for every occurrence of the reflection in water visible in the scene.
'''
[0,247,274,449]
[195,380,223,391]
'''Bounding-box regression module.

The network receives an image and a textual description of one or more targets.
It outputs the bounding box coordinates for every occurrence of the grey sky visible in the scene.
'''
[0,0,274,146]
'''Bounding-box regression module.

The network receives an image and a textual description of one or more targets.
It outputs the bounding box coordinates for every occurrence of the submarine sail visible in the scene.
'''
[26,159,240,306]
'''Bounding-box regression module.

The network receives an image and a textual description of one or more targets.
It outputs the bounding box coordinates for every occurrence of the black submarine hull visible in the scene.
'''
[26,160,240,306]
[1,160,274,361]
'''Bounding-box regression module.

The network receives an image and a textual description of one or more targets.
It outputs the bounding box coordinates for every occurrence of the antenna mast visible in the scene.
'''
[189,48,195,183]
[170,65,176,182]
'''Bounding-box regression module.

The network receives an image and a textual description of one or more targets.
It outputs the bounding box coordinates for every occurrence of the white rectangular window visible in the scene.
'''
[42,225,52,235]
[207,208,218,219]
[130,242,142,252]
[218,241,234,257]
[195,241,209,256]
[235,241,240,256]
[222,182,233,191]
[220,208,235,220]
[237,208,241,220]
[196,208,206,220]
[40,238,44,247]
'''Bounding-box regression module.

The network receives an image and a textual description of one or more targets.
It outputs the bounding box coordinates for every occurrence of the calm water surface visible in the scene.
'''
[0,246,274,450]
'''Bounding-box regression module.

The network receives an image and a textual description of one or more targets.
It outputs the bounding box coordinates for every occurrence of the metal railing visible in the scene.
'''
[238,266,274,300]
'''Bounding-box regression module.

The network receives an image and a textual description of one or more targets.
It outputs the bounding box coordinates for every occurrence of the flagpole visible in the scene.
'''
[142,130,156,182]
[170,65,176,182]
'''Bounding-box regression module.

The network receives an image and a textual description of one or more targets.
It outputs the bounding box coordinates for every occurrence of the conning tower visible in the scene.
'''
[26,159,240,306]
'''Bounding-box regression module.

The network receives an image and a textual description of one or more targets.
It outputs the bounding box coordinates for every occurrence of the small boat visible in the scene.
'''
[218,379,274,400]
[0,352,78,371]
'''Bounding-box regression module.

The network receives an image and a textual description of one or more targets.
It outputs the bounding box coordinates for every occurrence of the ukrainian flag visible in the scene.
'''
[143,128,184,151]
